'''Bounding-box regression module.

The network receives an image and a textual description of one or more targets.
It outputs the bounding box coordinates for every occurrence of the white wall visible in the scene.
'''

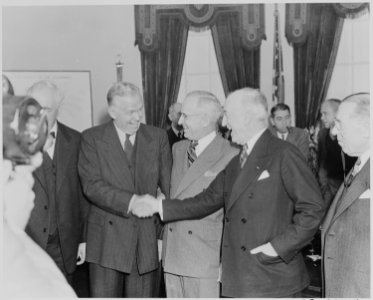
[2,5,142,125]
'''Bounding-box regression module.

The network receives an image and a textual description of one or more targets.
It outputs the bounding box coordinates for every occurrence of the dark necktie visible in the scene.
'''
[344,158,361,187]
[124,134,133,162]
[187,140,198,167]
[240,144,249,168]
[178,131,183,139]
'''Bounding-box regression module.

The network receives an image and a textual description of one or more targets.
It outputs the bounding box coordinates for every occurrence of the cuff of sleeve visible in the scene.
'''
[127,194,136,214]
[159,199,164,220]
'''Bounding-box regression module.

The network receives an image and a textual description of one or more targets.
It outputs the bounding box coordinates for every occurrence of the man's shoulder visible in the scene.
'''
[290,126,309,137]
[81,121,110,137]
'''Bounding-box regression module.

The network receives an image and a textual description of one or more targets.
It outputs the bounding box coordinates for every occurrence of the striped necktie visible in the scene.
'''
[240,144,249,168]
[187,140,198,167]
[344,158,361,187]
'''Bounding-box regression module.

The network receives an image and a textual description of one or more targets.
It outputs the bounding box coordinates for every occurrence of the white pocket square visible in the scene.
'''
[258,170,270,181]
[204,170,218,177]
[359,189,371,199]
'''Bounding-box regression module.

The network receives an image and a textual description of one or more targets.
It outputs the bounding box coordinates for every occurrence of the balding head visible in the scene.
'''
[332,93,370,156]
[223,88,268,145]
[27,80,64,129]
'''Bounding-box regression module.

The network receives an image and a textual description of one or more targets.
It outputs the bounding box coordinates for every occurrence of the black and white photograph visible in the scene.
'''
[2,0,371,298]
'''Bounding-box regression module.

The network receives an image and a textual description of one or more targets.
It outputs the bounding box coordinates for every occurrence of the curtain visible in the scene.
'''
[211,11,260,95]
[140,16,188,128]
[292,4,344,128]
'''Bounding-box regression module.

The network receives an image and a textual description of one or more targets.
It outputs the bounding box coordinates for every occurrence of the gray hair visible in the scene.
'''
[107,82,142,105]
[227,87,269,126]
[322,98,341,112]
[185,90,223,126]
[342,92,370,125]
[26,80,64,104]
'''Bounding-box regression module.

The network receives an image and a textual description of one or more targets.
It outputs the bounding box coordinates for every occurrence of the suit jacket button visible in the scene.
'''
[188,230,192,235]
[225,217,229,223]
[44,205,48,210]
[109,220,113,225]
[241,218,247,223]
[248,193,254,199]
[169,228,173,232]
[241,246,246,251]
[43,228,47,233]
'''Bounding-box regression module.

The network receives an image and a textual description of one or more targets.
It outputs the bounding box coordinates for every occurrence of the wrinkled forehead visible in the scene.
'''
[29,88,58,108]
[112,94,143,110]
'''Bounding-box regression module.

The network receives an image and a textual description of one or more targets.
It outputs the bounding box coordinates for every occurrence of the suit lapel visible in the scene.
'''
[55,123,74,194]
[33,161,48,194]
[174,136,225,197]
[101,121,135,189]
[331,159,370,223]
[226,130,271,212]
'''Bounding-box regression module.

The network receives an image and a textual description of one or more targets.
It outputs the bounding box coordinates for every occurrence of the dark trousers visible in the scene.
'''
[89,260,158,298]
[45,234,73,284]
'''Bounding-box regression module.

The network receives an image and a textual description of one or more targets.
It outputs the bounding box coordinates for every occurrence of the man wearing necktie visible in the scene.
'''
[162,91,238,298]
[166,102,185,148]
[269,103,310,160]
[25,81,88,288]
[131,88,325,297]
[321,93,370,298]
[78,82,171,297]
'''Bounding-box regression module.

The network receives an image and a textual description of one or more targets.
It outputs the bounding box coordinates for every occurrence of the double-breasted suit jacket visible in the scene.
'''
[78,121,171,274]
[26,122,88,275]
[322,158,370,298]
[162,135,239,278]
[162,129,325,297]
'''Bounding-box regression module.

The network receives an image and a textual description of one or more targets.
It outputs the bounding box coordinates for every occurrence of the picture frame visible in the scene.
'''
[3,70,93,132]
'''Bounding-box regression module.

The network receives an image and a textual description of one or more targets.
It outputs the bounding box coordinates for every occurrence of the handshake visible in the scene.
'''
[129,191,165,218]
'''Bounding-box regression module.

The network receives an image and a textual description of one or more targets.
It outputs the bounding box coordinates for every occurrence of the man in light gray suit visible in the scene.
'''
[322,93,370,298]
[162,91,239,297]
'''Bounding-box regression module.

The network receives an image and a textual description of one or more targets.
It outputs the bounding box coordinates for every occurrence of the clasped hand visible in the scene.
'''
[130,193,164,218]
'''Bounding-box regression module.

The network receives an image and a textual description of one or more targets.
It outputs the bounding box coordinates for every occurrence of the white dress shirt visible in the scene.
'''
[113,123,136,149]
[276,131,288,141]
[194,131,216,157]
[45,123,57,159]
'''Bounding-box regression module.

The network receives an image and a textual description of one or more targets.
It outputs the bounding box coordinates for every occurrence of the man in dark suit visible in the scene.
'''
[269,103,310,159]
[78,82,172,297]
[322,93,370,298]
[166,102,184,148]
[318,98,356,208]
[25,81,88,285]
[132,87,326,297]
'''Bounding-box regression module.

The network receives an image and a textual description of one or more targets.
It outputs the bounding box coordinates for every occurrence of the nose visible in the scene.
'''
[330,124,338,136]
[178,114,184,125]
[222,115,228,127]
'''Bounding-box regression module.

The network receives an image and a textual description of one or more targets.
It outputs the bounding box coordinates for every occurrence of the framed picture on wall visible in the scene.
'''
[3,70,93,132]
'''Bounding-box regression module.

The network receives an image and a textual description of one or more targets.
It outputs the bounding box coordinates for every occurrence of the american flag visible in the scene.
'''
[272,4,285,103]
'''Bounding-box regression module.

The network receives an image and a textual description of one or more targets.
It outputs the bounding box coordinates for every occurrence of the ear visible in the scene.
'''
[108,106,116,119]
[270,117,275,126]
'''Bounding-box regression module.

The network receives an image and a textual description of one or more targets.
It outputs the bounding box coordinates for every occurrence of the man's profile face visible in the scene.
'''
[320,103,336,129]
[178,96,204,140]
[332,102,364,157]
[223,98,250,145]
[271,109,291,134]
[110,94,143,135]
[30,89,59,130]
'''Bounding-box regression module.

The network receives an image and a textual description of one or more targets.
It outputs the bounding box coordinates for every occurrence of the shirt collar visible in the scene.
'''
[113,123,136,146]
[195,131,216,157]
[244,128,267,155]
[50,122,58,138]
[357,150,370,172]
[171,124,183,136]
